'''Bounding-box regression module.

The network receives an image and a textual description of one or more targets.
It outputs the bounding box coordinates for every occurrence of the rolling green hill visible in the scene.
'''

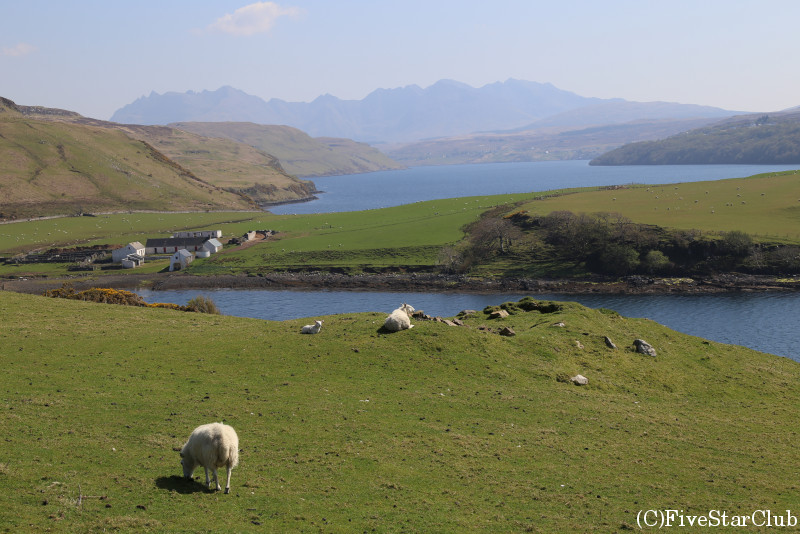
[591,110,800,165]
[170,122,405,178]
[0,98,258,220]
[2,291,799,531]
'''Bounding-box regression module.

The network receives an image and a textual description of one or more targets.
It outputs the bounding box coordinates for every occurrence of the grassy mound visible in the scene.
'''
[1,292,798,531]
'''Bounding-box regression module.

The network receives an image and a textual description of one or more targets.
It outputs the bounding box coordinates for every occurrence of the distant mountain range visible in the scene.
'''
[111,80,737,144]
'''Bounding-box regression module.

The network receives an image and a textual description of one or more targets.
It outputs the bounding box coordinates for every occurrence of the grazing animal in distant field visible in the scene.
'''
[384,303,415,332]
[301,320,323,334]
[180,422,239,494]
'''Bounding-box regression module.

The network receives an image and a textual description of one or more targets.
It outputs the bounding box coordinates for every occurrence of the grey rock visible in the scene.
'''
[633,339,657,357]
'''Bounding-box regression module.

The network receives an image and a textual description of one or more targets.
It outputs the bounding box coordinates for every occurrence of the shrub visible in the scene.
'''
[594,244,640,276]
[185,295,220,315]
[642,250,671,274]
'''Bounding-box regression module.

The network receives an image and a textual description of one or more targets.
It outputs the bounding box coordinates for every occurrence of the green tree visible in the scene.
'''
[720,231,753,257]
[642,250,671,274]
[597,244,640,276]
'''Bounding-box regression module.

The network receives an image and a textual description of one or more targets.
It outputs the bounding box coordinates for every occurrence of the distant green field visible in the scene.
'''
[2,291,799,531]
[3,170,800,278]
[190,194,535,273]
[0,212,269,254]
[518,171,800,243]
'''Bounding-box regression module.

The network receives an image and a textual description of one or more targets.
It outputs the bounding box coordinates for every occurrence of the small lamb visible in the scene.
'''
[180,422,239,494]
[384,303,415,332]
[301,320,323,334]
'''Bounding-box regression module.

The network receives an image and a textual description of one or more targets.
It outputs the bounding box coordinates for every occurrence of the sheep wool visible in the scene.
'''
[384,303,415,332]
[180,422,239,494]
[301,320,323,334]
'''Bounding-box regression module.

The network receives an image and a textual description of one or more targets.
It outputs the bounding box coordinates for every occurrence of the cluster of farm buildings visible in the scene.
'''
[6,229,271,271]
[114,230,225,271]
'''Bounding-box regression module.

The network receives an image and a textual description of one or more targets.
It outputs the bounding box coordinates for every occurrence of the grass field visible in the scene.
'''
[0,212,272,255]
[2,291,799,532]
[3,170,800,279]
[192,194,534,273]
[517,171,800,243]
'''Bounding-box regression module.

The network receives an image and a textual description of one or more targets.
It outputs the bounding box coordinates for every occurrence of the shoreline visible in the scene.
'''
[3,271,799,296]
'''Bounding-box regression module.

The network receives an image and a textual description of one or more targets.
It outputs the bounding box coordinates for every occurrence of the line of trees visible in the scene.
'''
[440,209,800,277]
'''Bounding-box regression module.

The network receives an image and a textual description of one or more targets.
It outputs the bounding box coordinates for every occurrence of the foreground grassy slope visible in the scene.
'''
[0,100,256,220]
[518,171,800,243]
[1,291,799,531]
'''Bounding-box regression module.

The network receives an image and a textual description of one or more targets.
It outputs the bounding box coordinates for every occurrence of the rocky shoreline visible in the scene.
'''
[3,271,799,296]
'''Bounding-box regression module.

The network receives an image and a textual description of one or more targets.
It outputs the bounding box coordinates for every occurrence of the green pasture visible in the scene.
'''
[0,212,270,255]
[190,194,534,273]
[3,169,800,278]
[518,171,800,243]
[2,291,799,531]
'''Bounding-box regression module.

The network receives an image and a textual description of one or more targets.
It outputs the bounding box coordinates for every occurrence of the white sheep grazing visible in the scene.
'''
[180,422,239,494]
[383,303,415,332]
[301,319,323,334]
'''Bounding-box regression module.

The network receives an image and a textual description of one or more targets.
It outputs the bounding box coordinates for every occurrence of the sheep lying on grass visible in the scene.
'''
[180,422,239,494]
[301,320,323,334]
[384,303,415,332]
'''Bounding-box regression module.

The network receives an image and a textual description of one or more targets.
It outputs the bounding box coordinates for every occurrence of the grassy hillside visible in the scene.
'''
[0,99,257,220]
[2,291,799,531]
[384,118,718,166]
[591,111,800,165]
[9,99,318,207]
[170,122,405,178]
[516,171,800,242]
[115,124,317,205]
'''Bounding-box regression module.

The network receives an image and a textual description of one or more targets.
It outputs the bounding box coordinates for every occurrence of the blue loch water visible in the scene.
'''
[144,161,800,360]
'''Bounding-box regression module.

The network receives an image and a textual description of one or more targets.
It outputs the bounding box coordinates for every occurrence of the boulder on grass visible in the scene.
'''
[633,339,657,357]
[571,374,589,386]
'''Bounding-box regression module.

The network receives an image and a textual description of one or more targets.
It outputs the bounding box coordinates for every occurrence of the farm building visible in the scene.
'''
[145,237,207,255]
[169,249,194,271]
[202,238,223,254]
[173,230,222,239]
[121,255,144,269]
[112,242,145,263]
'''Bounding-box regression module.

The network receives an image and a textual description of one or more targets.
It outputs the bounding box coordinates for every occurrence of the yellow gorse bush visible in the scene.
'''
[44,283,207,312]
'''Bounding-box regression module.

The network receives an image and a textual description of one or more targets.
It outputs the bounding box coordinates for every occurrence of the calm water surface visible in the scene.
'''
[270,160,800,214]
[136,288,800,361]
[157,161,800,361]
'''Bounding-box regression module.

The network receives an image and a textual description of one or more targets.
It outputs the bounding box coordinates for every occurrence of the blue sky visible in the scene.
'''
[2,0,798,120]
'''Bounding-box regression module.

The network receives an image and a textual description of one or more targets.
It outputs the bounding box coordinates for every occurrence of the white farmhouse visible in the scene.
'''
[145,237,207,255]
[169,249,194,271]
[173,230,222,239]
[112,242,145,268]
[202,238,223,254]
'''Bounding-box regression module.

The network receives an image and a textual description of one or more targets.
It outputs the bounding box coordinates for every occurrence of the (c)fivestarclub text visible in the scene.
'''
[637,509,797,529]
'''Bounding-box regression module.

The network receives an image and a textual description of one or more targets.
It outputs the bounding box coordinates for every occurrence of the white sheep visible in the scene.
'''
[301,320,323,334]
[383,303,415,332]
[180,422,239,494]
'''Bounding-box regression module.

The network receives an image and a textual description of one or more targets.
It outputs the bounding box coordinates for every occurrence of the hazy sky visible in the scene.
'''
[2,0,798,120]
